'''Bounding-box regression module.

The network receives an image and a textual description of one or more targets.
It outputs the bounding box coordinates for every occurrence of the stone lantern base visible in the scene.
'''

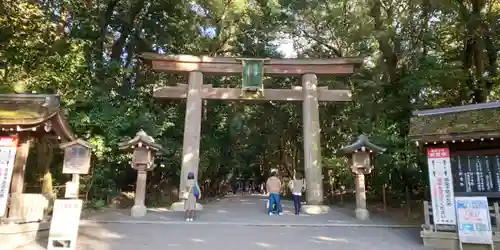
[354,208,370,220]
[301,204,331,215]
[170,201,204,212]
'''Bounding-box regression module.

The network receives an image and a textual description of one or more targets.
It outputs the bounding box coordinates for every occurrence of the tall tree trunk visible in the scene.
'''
[110,0,146,61]
[93,0,120,84]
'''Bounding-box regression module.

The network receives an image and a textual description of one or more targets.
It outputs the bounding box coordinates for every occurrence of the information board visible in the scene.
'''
[48,199,83,249]
[427,147,456,225]
[455,196,493,246]
[0,136,18,217]
[62,146,91,174]
[451,155,500,195]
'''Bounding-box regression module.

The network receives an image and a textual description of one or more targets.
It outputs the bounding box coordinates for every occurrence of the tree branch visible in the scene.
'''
[299,28,342,57]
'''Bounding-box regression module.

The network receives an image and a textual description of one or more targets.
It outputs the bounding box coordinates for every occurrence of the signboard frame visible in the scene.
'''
[47,199,83,250]
[0,136,19,217]
[455,196,494,250]
[241,59,266,91]
[427,147,456,225]
[62,145,91,174]
[450,154,500,198]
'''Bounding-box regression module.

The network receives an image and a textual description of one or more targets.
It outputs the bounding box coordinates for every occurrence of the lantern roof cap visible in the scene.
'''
[337,135,386,155]
[118,130,162,151]
[60,138,93,149]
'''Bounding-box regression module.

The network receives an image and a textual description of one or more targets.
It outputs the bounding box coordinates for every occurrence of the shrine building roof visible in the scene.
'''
[409,101,500,144]
[0,94,75,141]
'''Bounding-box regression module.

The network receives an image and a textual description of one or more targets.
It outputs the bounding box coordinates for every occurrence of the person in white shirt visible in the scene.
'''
[289,173,305,215]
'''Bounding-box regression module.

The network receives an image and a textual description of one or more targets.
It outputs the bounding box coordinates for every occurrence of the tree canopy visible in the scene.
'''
[1,0,498,206]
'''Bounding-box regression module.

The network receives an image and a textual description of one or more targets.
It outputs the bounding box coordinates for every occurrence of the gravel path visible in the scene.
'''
[18,195,431,250]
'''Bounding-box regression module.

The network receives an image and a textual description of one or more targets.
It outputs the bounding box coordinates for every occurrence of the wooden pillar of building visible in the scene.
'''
[8,136,31,218]
[37,137,55,201]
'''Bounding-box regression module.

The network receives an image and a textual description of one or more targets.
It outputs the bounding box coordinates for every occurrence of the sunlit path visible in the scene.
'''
[17,195,430,250]
[76,194,416,226]
[18,223,429,250]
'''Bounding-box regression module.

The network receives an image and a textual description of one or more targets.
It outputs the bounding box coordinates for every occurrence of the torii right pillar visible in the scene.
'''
[338,135,386,220]
[301,74,324,208]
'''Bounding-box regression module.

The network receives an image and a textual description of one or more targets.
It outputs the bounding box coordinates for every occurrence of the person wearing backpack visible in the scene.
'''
[182,172,201,221]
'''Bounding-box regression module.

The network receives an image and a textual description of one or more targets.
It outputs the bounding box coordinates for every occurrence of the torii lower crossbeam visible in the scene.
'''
[154,84,351,102]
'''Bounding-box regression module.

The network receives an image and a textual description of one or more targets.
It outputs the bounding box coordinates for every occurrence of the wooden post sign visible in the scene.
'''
[47,199,83,250]
[455,196,494,250]
[64,182,78,199]
[0,136,18,217]
[60,139,93,174]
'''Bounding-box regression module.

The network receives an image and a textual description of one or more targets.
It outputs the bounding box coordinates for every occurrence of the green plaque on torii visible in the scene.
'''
[237,58,269,98]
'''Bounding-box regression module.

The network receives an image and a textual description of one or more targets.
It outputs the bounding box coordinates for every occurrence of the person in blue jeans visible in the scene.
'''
[266,171,283,216]
[288,173,305,215]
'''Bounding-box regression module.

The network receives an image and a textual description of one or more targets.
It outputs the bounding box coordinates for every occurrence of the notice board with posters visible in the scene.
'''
[427,147,456,225]
[455,196,494,249]
[0,136,18,217]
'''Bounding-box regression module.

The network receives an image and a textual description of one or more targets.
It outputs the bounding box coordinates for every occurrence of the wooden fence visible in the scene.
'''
[423,200,500,232]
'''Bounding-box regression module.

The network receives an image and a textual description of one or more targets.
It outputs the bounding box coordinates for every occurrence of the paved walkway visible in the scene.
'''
[81,194,419,227]
[18,195,430,250]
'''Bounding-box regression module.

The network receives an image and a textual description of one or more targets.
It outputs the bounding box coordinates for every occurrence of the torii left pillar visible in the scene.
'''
[172,71,204,211]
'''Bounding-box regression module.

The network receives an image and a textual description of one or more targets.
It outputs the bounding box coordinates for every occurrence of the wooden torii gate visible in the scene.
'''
[140,53,363,209]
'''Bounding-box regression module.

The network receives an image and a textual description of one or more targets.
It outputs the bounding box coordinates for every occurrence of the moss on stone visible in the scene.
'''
[0,110,41,119]
[409,108,500,137]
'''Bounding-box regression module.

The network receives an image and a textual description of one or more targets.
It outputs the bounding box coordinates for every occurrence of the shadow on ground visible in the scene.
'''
[25,224,428,250]
[18,195,427,250]
[82,195,419,226]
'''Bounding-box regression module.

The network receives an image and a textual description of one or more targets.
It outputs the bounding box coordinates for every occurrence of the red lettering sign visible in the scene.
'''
[0,137,18,147]
[427,147,450,159]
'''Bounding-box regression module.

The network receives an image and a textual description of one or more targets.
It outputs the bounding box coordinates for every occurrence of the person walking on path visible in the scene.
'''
[266,171,283,216]
[231,179,238,195]
[289,173,306,215]
[183,172,201,221]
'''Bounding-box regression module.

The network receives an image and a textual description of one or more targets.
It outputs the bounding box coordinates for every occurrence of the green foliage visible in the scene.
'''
[1,0,498,205]
[85,199,107,210]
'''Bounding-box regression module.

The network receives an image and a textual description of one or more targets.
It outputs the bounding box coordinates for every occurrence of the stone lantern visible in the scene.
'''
[60,139,93,198]
[338,135,385,220]
[119,130,162,217]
